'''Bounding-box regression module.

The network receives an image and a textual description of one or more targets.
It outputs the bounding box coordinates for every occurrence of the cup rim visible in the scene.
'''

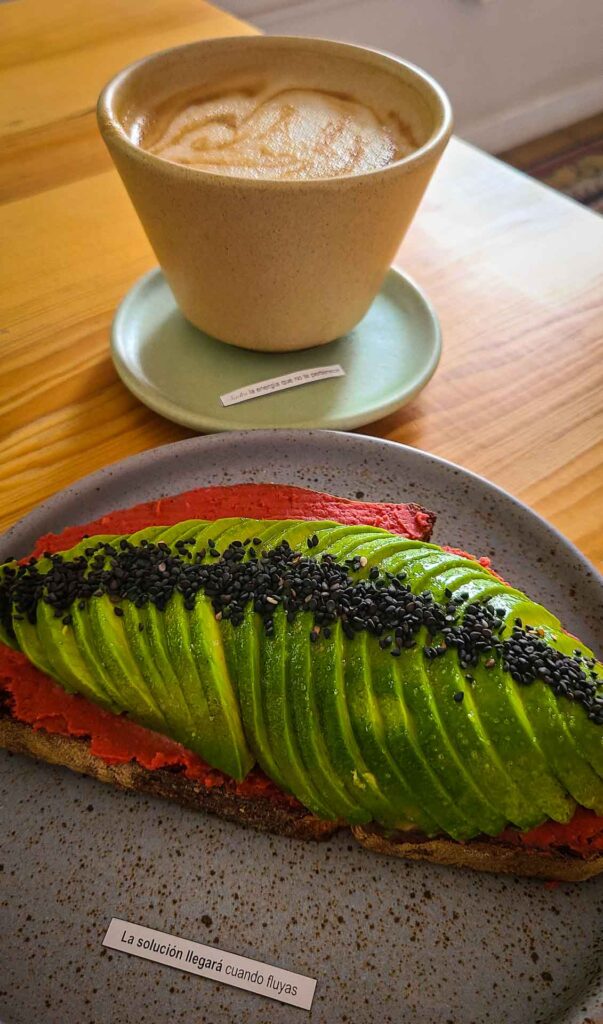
[97,34,453,188]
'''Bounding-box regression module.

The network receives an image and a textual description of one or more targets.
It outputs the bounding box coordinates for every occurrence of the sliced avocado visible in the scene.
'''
[144,524,249,771]
[35,598,117,711]
[421,647,538,831]
[390,552,540,831]
[108,524,203,743]
[341,630,444,831]
[218,515,337,808]
[88,590,172,730]
[5,514,601,837]
[390,642,505,837]
[369,645,465,835]
[57,532,170,727]
[309,621,404,825]
[122,526,168,545]
[311,523,391,557]
[282,528,532,831]
[184,588,251,779]
[12,559,59,678]
[228,514,348,811]
[29,530,176,734]
[12,538,121,701]
[527,619,603,784]
[128,521,255,775]
[321,533,421,578]
[215,519,299,789]
[218,517,350,794]
[148,520,208,547]
[317,532,465,834]
[228,602,285,784]
[287,613,368,822]
[518,674,603,815]
[260,609,334,817]
[561,684,603,781]
[374,551,576,828]
[391,549,475,588]
[149,590,215,752]
[123,600,197,739]
[150,518,257,778]
[360,547,506,837]
[433,572,575,825]
[493,598,603,813]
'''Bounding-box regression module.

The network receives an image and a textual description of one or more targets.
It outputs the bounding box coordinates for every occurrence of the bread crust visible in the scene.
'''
[0,715,338,841]
[351,824,603,882]
[3,714,603,879]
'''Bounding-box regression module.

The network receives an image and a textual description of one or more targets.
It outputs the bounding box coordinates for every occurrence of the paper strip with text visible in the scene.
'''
[220,364,345,406]
[103,918,316,1010]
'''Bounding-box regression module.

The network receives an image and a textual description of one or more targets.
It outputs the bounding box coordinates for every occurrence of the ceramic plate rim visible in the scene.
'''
[1,430,601,595]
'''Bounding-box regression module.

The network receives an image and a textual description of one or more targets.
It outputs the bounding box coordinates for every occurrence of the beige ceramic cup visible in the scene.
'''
[98,36,452,352]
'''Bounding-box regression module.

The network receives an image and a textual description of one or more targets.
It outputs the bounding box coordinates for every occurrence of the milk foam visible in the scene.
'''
[143,82,413,180]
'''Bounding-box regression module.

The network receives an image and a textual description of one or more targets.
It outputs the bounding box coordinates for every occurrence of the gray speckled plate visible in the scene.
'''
[1,430,602,1024]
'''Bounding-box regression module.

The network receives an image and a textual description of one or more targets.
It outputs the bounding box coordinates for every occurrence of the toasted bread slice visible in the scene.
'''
[2,483,601,880]
[3,712,603,879]
[351,824,603,882]
[0,714,339,841]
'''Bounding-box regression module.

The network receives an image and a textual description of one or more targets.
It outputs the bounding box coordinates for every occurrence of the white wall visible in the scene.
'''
[222,0,603,151]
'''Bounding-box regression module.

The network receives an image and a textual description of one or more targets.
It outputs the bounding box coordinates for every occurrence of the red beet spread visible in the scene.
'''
[498,809,603,854]
[2,482,601,852]
[28,483,435,558]
[0,645,295,806]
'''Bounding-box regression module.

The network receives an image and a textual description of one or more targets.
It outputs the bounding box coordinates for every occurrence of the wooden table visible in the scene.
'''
[2,0,602,570]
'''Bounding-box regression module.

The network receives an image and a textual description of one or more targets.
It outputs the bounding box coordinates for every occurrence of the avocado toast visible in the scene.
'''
[1,483,602,880]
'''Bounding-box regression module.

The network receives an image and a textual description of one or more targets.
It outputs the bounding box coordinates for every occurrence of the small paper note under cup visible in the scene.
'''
[220,364,345,407]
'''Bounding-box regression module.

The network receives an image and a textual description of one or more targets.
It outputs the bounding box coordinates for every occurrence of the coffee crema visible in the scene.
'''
[140,81,414,180]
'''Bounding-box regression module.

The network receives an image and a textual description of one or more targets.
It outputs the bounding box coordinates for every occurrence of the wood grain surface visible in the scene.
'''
[1,0,602,570]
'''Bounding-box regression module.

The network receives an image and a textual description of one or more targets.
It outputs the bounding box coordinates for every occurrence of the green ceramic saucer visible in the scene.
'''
[111,267,441,432]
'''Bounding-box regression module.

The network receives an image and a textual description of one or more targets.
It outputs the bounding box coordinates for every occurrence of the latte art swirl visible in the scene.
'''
[144,85,414,180]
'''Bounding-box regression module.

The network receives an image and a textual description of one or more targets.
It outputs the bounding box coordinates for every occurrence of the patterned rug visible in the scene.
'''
[520,135,603,213]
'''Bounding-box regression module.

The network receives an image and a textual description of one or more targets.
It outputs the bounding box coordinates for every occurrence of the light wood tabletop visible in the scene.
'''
[1,0,602,569]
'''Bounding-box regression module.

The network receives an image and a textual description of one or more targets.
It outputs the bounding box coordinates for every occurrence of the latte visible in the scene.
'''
[100,35,451,349]
[139,80,415,180]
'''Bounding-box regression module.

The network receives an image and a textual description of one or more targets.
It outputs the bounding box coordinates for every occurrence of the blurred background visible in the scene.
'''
[222,0,603,210]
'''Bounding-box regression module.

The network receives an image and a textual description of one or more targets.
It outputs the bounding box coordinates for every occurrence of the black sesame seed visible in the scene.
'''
[2,530,600,725]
